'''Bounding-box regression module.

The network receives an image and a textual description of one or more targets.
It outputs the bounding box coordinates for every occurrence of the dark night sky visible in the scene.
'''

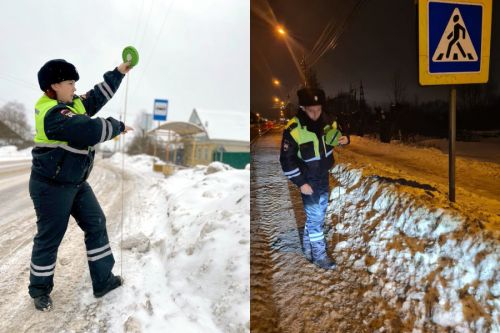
[251,0,500,118]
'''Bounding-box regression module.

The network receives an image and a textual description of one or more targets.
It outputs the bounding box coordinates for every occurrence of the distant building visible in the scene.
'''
[150,109,249,169]
[0,120,25,146]
[187,109,249,168]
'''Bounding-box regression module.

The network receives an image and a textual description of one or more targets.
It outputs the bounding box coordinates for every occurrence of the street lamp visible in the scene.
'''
[274,23,305,85]
[273,97,280,103]
[272,78,280,86]
[276,25,286,36]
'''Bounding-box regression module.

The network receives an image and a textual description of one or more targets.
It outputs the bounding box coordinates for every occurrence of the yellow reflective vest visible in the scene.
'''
[286,116,342,161]
[34,94,87,146]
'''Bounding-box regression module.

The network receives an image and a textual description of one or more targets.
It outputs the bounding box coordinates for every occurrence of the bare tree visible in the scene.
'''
[0,101,32,140]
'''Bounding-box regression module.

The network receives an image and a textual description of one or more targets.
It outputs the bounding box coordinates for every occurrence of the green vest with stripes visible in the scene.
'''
[286,116,341,160]
[34,94,86,145]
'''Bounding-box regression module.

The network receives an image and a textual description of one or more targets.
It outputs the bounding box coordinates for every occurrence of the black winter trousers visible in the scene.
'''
[28,175,115,298]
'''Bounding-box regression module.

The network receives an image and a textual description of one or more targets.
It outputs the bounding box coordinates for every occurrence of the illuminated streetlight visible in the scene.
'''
[276,25,286,36]
[272,78,281,86]
[273,97,280,103]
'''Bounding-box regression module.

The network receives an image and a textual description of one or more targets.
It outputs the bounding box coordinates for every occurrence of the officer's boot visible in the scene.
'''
[94,275,123,298]
[311,241,336,270]
[34,294,53,311]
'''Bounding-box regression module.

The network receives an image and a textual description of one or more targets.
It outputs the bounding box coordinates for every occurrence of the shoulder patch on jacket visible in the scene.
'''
[282,139,290,152]
[60,109,75,118]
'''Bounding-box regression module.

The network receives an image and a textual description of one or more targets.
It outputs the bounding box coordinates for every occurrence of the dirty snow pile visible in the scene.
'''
[327,163,499,333]
[81,155,250,332]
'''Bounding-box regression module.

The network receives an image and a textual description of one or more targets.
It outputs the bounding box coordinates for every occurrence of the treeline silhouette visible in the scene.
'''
[292,83,500,143]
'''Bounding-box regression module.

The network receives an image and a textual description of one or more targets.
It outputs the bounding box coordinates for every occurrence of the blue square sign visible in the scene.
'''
[153,99,168,121]
[428,2,482,74]
[418,0,492,85]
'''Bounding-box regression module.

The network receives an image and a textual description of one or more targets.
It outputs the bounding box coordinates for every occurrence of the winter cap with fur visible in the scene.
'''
[37,59,79,91]
[297,88,325,106]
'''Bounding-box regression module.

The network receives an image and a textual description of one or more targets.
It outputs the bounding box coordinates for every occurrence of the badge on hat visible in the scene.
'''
[297,88,325,106]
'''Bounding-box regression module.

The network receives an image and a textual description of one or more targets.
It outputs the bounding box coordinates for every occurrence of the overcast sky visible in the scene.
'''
[0,0,249,131]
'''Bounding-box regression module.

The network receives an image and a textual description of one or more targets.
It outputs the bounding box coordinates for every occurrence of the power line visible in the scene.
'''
[137,0,155,53]
[132,0,176,94]
[307,0,368,67]
[0,74,39,92]
[133,0,146,45]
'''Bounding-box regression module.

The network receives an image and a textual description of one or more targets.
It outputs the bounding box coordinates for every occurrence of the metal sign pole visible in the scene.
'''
[449,86,456,202]
[419,0,492,203]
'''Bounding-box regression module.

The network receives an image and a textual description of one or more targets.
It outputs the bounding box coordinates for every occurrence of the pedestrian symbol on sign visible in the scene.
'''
[432,8,478,62]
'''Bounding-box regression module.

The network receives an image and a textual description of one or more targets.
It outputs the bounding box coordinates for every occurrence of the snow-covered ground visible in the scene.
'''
[0,145,32,157]
[0,145,31,164]
[415,137,500,164]
[251,131,498,333]
[328,136,499,332]
[97,155,250,333]
[0,147,249,332]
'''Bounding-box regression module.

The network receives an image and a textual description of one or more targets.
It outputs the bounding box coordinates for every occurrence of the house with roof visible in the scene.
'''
[186,108,249,168]
[150,108,249,169]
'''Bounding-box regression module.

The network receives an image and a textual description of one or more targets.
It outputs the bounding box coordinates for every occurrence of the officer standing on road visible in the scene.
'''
[28,59,133,311]
[279,87,349,270]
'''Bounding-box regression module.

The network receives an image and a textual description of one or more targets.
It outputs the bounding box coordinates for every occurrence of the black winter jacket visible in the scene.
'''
[31,68,125,185]
[279,110,348,191]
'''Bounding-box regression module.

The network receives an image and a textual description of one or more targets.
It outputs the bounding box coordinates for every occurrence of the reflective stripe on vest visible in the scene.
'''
[34,95,87,146]
[286,117,341,161]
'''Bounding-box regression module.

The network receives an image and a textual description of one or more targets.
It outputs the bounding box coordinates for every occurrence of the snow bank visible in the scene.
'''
[162,162,250,332]
[0,145,32,161]
[328,164,499,333]
[88,157,249,332]
[109,152,163,174]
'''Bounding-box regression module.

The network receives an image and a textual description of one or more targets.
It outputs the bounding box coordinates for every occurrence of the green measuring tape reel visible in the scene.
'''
[122,46,139,66]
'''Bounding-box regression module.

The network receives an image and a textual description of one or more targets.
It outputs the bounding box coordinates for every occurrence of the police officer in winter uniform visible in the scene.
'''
[279,88,349,270]
[29,59,133,311]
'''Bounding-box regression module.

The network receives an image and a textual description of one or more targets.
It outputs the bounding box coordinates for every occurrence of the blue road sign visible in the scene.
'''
[153,99,168,121]
[428,2,482,74]
[419,0,492,85]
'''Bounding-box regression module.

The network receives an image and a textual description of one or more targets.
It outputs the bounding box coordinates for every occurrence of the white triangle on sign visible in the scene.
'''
[432,8,478,62]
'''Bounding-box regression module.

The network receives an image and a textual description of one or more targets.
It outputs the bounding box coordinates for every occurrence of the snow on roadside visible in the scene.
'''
[415,137,500,164]
[0,145,32,161]
[327,163,499,333]
[79,154,249,332]
[161,161,250,332]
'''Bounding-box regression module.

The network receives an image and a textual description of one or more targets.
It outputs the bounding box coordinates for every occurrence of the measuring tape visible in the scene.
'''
[122,46,139,67]
[119,46,138,279]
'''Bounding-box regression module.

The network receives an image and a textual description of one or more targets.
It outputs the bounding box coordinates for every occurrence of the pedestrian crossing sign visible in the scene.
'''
[418,0,492,85]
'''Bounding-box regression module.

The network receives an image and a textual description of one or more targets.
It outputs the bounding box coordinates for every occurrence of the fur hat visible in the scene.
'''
[297,88,325,106]
[37,59,79,91]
